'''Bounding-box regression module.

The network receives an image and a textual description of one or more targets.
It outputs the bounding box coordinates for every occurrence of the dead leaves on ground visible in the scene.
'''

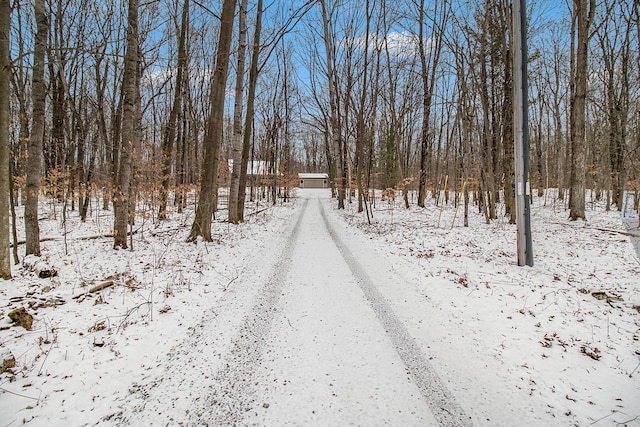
[88,320,107,333]
[580,345,601,360]
[539,332,569,351]
[445,268,469,288]
[539,332,603,361]
[591,291,624,303]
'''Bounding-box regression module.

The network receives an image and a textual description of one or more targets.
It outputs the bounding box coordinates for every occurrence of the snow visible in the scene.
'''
[1,189,639,426]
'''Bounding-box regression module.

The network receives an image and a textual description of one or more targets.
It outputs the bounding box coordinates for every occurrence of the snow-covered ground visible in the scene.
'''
[337,190,640,426]
[1,188,639,426]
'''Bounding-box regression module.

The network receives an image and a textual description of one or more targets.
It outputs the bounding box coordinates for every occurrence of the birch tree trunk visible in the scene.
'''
[25,0,48,256]
[0,0,11,278]
[113,0,140,249]
[188,0,237,241]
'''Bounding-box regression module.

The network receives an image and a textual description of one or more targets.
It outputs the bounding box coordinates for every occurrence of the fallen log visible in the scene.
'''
[72,280,114,300]
[88,280,114,293]
[10,234,113,248]
[591,227,640,238]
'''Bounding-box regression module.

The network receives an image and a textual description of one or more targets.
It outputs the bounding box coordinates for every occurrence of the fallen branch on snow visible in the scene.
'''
[10,233,113,248]
[72,280,114,300]
[590,227,640,238]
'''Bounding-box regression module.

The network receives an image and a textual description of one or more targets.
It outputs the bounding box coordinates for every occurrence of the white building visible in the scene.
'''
[298,173,329,188]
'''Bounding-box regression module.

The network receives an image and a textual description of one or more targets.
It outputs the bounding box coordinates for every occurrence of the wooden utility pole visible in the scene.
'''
[513,0,534,266]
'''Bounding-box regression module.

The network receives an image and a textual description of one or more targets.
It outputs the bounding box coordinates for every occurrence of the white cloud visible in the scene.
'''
[343,30,433,58]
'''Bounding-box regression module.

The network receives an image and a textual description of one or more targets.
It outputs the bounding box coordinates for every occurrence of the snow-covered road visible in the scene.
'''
[235,194,468,426]
[118,190,470,426]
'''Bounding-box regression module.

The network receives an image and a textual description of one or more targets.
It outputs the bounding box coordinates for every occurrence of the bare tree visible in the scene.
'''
[477,0,499,222]
[536,25,569,197]
[0,0,11,278]
[25,0,48,256]
[379,2,423,209]
[236,0,264,222]
[454,41,473,227]
[47,0,68,202]
[158,0,190,220]
[353,0,374,214]
[596,0,632,211]
[188,0,237,241]
[417,0,448,208]
[319,0,346,209]
[569,0,595,221]
[499,0,515,223]
[228,0,248,224]
[113,0,141,249]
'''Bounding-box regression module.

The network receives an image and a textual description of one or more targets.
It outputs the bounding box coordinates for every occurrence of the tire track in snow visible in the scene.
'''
[319,198,472,427]
[113,201,307,426]
[200,197,310,425]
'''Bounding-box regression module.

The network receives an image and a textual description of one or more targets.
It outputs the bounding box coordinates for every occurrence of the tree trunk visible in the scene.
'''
[282,42,292,204]
[479,0,499,223]
[598,2,631,212]
[501,4,515,224]
[175,70,193,213]
[236,0,263,222]
[319,0,345,209]
[228,0,248,224]
[417,0,447,208]
[93,48,111,212]
[354,0,372,213]
[188,0,237,241]
[80,132,98,222]
[113,0,140,249]
[478,1,496,222]
[25,0,48,256]
[455,44,472,227]
[569,0,594,221]
[0,0,11,278]
[49,65,65,201]
[159,0,189,220]
[535,91,545,196]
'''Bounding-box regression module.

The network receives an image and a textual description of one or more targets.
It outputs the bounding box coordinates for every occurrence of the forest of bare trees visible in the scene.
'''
[0,0,639,269]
